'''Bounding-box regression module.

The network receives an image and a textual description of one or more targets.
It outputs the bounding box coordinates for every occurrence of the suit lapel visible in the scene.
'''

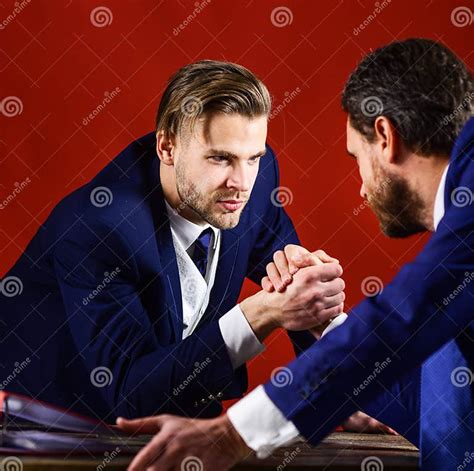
[198,229,241,326]
[149,157,183,340]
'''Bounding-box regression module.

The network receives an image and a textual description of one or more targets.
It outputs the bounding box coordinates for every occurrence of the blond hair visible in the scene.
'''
[156,60,271,137]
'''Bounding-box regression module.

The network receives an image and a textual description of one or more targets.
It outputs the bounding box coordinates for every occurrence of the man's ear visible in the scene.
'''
[373,116,400,165]
[156,130,175,166]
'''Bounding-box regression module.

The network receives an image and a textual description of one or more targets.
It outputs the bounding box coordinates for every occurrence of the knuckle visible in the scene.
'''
[307,267,321,281]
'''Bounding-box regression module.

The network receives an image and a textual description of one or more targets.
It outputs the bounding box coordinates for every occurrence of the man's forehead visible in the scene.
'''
[194,114,268,155]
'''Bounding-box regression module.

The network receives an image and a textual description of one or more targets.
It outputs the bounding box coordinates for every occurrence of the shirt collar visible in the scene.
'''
[165,200,219,250]
[433,164,449,231]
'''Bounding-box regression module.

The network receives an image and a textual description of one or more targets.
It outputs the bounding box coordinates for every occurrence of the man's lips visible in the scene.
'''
[217,200,245,211]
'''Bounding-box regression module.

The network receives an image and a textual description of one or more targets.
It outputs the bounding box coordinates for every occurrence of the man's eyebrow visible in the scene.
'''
[207,149,267,159]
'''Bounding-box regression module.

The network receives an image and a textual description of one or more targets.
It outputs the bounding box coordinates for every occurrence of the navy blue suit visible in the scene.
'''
[265,118,474,470]
[0,132,314,422]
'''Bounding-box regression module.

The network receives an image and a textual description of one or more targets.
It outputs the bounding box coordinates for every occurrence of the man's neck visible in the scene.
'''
[409,155,449,232]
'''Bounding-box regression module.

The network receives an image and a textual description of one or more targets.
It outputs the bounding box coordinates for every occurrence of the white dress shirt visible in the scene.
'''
[165,202,265,369]
[228,164,450,458]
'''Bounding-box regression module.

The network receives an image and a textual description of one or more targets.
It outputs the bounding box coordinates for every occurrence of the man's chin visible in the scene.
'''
[205,209,243,230]
[213,213,241,230]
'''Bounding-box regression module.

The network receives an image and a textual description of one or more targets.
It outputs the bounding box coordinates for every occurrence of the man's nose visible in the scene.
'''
[227,165,251,192]
[360,183,367,199]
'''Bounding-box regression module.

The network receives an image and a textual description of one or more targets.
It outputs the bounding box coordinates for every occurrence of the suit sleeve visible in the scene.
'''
[52,218,235,419]
[361,368,421,447]
[263,180,474,445]
[245,145,316,354]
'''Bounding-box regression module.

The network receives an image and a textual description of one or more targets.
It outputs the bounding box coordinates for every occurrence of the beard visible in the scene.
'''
[175,161,248,229]
[367,162,426,238]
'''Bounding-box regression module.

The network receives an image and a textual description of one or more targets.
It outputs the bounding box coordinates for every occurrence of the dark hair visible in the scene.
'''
[156,60,271,137]
[342,38,474,156]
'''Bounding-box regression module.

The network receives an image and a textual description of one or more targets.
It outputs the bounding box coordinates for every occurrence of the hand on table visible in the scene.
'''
[116,414,245,471]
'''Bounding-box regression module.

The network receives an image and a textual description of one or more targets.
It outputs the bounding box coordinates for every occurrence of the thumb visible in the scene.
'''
[290,252,323,272]
[313,249,339,264]
[285,245,319,274]
[116,416,164,434]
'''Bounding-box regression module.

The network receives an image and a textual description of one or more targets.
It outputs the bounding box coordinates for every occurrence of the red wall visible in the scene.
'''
[1,0,472,404]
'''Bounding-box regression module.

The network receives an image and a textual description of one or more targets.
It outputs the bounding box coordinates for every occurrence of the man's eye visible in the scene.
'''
[249,156,261,164]
[210,156,229,163]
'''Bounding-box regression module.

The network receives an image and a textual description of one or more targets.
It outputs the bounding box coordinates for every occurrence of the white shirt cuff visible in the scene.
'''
[320,312,348,338]
[227,385,302,458]
[219,304,265,370]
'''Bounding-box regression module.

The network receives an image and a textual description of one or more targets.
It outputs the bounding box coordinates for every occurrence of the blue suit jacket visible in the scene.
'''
[0,132,314,422]
[265,117,474,470]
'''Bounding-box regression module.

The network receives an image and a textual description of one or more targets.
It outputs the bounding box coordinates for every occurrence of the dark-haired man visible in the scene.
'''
[118,38,474,471]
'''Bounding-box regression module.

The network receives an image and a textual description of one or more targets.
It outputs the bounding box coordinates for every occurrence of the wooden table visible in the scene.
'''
[0,432,419,470]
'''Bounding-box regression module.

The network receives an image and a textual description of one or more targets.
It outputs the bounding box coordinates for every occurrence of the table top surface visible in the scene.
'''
[0,432,420,470]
